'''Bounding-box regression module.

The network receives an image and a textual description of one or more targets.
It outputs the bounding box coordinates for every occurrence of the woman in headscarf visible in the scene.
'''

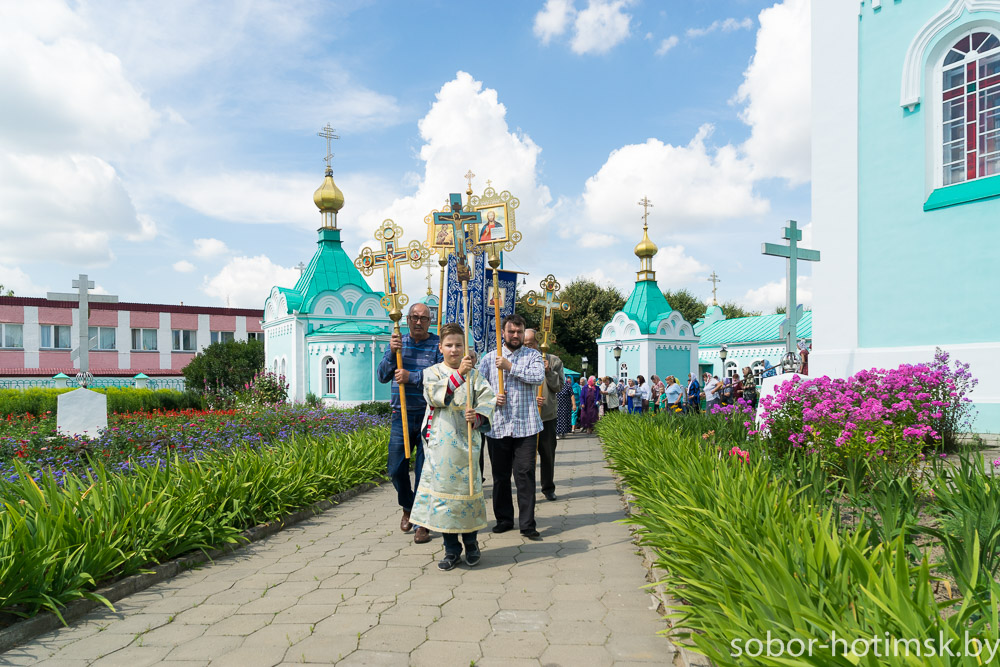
[556,377,574,439]
[571,377,583,432]
[579,376,600,434]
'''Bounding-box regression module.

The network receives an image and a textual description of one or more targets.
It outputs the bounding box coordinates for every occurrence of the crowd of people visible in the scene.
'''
[551,365,764,430]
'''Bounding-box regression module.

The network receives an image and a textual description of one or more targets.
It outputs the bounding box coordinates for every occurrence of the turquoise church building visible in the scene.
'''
[812,0,1000,431]
[263,162,393,405]
[596,223,699,382]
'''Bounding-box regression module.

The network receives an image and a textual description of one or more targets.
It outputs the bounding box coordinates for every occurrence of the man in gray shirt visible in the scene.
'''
[524,329,565,502]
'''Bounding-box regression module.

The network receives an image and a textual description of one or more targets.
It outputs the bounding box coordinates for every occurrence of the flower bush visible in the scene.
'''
[758,348,977,476]
[240,370,289,406]
[0,404,389,483]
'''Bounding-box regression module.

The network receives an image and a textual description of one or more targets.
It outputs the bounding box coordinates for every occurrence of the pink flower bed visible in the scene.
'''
[757,349,976,471]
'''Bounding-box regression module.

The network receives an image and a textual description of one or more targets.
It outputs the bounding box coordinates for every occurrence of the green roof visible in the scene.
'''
[697,310,813,346]
[291,228,376,314]
[309,322,390,336]
[621,280,672,334]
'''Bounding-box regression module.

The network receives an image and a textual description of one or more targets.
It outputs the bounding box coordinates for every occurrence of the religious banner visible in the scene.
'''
[445,253,517,356]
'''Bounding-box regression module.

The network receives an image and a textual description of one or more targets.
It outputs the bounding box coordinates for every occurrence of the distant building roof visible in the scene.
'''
[309,322,390,336]
[0,295,261,317]
[289,228,377,314]
[697,310,813,346]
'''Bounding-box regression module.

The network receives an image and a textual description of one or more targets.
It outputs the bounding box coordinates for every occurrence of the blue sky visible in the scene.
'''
[0,0,811,314]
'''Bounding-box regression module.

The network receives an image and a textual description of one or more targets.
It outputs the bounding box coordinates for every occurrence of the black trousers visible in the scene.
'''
[487,435,537,531]
[537,419,557,495]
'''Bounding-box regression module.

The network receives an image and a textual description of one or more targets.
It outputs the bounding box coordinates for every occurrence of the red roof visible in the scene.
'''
[0,295,262,317]
[0,368,185,378]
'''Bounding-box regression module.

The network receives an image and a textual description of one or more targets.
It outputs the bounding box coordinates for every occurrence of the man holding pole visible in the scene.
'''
[377,303,442,544]
[477,314,545,540]
[523,328,564,502]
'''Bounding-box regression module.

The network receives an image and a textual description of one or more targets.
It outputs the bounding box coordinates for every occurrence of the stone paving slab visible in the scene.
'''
[6,434,679,665]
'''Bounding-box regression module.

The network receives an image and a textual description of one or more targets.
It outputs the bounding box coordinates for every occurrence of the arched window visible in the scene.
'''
[725,360,739,378]
[324,357,337,395]
[941,30,1000,185]
[279,358,286,379]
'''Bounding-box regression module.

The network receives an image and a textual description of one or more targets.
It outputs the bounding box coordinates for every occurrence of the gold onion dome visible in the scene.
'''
[313,167,344,212]
[634,224,658,259]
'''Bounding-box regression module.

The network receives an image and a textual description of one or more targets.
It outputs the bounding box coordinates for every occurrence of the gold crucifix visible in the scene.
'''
[464,169,475,195]
[707,271,721,305]
[522,274,572,354]
[317,123,339,169]
[638,196,654,226]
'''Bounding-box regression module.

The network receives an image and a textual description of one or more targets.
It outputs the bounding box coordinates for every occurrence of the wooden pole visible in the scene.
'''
[536,331,548,455]
[437,256,447,330]
[390,315,412,460]
[488,254,505,397]
[460,269,475,496]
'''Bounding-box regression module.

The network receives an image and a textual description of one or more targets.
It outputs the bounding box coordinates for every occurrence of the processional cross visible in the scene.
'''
[354,221,429,458]
[523,275,572,354]
[707,271,721,305]
[432,193,481,271]
[761,220,820,356]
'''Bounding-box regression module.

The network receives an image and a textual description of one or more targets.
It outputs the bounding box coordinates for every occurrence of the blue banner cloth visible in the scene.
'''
[445,253,517,356]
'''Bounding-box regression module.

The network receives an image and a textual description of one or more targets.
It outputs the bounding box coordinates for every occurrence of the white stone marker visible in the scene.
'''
[57,388,108,439]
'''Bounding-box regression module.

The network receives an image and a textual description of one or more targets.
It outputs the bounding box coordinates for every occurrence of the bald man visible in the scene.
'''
[377,303,442,543]
[523,329,565,501]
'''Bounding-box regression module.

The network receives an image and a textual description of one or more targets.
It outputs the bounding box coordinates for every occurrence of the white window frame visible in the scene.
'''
[247,331,262,341]
[324,357,337,396]
[0,323,23,349]
[131,328,158,351]
[210,331,235,345]
[40,324,71,349]
[172,329,197,352]
[929,24,1000,190]
[88,326,116,351]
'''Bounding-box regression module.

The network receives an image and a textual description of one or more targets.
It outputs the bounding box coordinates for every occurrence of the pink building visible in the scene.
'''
[0,295,263,383]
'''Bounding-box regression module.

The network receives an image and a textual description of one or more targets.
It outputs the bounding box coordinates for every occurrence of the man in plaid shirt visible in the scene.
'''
[477,313,545,539]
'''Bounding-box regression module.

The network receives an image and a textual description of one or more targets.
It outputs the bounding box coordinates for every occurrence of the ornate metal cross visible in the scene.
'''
[638,196,654,225]
[522,274,572,353]
[707,271,721,305]
[317,123,339,169]
[464,169,475,194]
[762,220,820,356]
[354,220,429,320]
[432,193,481,268]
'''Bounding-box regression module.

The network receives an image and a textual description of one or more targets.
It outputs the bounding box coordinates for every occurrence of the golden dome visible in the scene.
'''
[634,224,658,259]
[313,167,344,213]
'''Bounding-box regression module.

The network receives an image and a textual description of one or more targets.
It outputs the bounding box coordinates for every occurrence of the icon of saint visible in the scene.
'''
[479,210,505,242]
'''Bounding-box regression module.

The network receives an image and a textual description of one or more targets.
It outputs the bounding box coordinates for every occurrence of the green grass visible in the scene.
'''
[0,427,387,623]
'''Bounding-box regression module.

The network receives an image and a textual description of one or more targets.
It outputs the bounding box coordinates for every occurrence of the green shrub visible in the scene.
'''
[0,426,388,621]
[356,401,391,416]
[182,339,264,395]
[0,388,202,417]
[598,413,1000,666]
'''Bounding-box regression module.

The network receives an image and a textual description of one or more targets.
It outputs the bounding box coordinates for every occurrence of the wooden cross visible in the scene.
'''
[317,124,339,169]
[522,274,572,353]
[707,271,721,305]
[354,220,429,319]
[762,220,820,356]
[638,196,653,225]
[432,193,481,267]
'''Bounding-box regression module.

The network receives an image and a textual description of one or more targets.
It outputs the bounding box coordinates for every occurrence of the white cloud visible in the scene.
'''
[0,1,157,156]
[742,275,812,312]
[173,260,195,273]
[579,232,617,248]
[193,238,230,258]
[655,35,679,56]
[735,0,811,184]
[652,245,709,286]
[0,153,144,265]
[581,125,768,233]
[351,72,554,294]
[534,0,576,44]
[126,214,158,242]
[686,17,753,38]
[202,255,299,308]
[0,264,46,296]
[571,0,634,55]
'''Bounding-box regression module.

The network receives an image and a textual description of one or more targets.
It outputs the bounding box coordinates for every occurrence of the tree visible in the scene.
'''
[182,339,265,394]
[663,289,708,326]
[719,301,762,319]
[519,278,624,374]
[0,284,13,297]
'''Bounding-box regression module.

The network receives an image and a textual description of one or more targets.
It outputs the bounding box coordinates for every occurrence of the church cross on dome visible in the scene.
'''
[317,124,340,170]
[638,196,653,226]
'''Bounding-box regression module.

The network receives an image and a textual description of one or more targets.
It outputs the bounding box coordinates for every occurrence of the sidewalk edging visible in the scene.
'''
[0,479,382,654]
[606,460,714,667]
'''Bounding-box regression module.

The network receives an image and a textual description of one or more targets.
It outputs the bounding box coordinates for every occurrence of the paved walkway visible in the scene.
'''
[4,434,675,666]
